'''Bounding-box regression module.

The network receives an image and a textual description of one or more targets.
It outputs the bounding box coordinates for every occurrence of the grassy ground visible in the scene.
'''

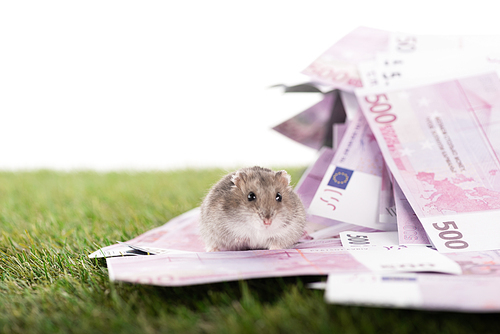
[1,168,500,334]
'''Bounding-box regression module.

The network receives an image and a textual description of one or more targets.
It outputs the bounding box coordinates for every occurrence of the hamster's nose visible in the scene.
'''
[263,218,272,226]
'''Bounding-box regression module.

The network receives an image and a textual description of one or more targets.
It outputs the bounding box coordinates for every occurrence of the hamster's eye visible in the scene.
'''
[247,192,256,201]
[276,192,282,202]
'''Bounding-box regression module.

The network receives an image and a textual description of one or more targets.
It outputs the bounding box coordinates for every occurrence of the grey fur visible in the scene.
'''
[199,166,306,251]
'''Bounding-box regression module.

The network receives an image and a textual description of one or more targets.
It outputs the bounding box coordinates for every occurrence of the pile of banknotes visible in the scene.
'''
[91,27,500,312]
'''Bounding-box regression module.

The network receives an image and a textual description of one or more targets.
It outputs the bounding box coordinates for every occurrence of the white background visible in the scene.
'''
[0,1,498,171]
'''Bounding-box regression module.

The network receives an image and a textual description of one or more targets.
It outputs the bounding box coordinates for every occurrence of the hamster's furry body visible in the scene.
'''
[200,166,306,252]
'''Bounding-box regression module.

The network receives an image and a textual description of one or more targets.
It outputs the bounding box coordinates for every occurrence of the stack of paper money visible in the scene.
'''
[91,27,500,312]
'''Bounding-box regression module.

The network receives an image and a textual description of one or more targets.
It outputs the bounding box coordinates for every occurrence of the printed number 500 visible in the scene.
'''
[432,221,469,250]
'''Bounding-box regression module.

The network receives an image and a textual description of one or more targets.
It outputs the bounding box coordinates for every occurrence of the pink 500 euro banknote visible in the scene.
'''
[307,106,395,231]
[302,27,500,92]
[302,26,389,91]
[325,272,500,312]
[357,71,500,253]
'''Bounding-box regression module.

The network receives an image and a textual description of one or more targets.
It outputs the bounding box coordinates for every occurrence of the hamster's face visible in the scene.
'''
[230,168,295,231]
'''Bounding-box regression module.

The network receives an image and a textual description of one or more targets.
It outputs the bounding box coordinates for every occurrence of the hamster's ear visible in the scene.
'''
[275,170,291,187]
[231,171,247,188]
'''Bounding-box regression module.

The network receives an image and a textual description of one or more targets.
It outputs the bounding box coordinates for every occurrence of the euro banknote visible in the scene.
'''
[379,163,397,224]
[104,230,460,287]
[302,26,390,91]
[359,50,500,89]
[325,272,500,312]
[393,181,431,246]
[302,26,500,91]
[95,206,460,287]
[89,208,206,258]
[357,71,500,252]
[272,92,337,150]
[106,246,365,287]
[294,147,379,236]
[325,231,500,311]
[307,107,395,230]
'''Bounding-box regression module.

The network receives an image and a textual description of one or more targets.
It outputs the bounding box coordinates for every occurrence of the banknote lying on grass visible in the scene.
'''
[91,212,500,312]
[89,26,500,312]
[92,210,462,287]
[322,231,500,312]
[325,273,500,312]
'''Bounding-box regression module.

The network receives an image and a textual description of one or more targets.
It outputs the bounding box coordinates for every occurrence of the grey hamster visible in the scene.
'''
[199,166,306,252]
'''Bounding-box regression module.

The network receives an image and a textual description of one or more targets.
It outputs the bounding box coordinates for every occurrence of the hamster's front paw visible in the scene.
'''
[268,244,284,250]
[206,246,220,252]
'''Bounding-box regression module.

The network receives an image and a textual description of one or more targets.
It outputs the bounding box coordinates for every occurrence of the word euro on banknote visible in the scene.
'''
[356,71,500,252]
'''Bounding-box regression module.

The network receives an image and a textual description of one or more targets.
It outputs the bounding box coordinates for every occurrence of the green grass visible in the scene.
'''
[1,168,500,334]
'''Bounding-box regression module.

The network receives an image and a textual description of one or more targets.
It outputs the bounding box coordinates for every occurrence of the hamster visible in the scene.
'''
[199,166,306,252]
